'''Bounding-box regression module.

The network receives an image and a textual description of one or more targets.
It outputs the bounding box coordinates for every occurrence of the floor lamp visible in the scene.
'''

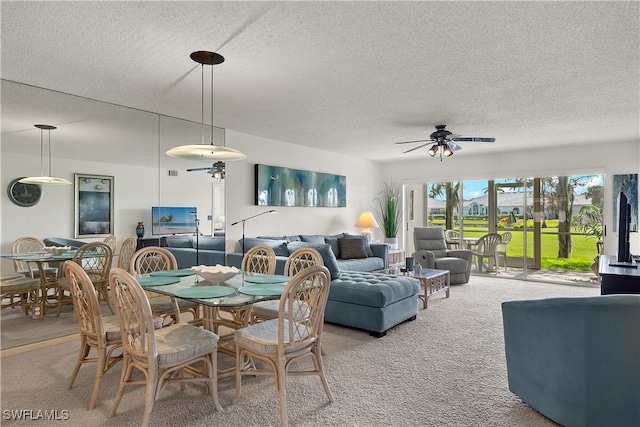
[191,211,200,266]
[231,210,277,260]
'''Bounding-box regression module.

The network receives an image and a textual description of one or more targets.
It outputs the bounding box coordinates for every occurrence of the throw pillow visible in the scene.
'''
[342,234,374,257]
[324,235,342,259]
[338,237,368,260]
[239,238,289,257]
[196,236,225,251]
[164,235,193,248]
[286,242,341,280]
[299,234,325,244]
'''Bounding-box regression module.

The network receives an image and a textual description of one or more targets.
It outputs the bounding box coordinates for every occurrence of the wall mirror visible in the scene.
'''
[1,80,225,347]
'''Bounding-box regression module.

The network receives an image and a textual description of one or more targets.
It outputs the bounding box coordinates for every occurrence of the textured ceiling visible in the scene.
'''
[1,1,639,164]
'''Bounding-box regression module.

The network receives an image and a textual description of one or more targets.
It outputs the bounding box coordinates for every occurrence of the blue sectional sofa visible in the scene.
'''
[226,233,389,274]
[227,233,419,337]
[164,235,226,269]
[502,295,640,427]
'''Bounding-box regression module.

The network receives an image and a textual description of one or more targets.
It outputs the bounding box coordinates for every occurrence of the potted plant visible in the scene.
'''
[375,182,401,249]
[573,204,603,275]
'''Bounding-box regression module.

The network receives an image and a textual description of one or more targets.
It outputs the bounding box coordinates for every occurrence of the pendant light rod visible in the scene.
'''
[19,125,71,185]
[166,51,246,161]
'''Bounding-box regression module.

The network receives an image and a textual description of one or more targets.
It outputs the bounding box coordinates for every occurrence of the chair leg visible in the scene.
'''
[232,347,243,404]
[314,345,334,402]
[141,370,158,427]
[109,355,133,418]
[87,346,109,411]
[67,335,90,390]
[276,359,288,427]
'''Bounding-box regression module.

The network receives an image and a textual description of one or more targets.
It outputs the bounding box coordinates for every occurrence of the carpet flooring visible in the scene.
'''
[0,276,598,426]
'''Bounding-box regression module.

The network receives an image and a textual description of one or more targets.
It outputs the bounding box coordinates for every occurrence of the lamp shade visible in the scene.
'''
[355,211,379,228]
[19,124,71,185]
[166,144,246,160]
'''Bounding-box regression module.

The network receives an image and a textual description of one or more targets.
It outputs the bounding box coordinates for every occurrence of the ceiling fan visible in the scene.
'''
[395,124,495,161]
[187,161,225,179]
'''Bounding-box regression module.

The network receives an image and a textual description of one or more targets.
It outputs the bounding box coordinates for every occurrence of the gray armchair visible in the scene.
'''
[412,227,472,284]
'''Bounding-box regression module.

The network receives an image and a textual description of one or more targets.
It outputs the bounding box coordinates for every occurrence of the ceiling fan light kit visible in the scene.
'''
[19,124,72,185]
[166,51,246,161]
[396,124,495,161]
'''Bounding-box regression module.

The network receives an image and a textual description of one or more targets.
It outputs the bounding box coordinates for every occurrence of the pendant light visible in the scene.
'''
[166,51,246,160]
[19,125,71,185]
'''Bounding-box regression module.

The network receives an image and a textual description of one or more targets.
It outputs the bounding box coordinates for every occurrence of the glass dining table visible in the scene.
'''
[140,270,289,378]
[1,250,76,319]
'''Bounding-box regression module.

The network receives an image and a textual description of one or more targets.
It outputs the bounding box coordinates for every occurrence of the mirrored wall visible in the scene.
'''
[1,79,226,258]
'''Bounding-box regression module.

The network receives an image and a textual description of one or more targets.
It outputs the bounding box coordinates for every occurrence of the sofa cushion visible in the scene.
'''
[341,234,373,257]
[286,242,341,280]
[329,271,419,308]
[165,235,193,248]
[196,236,225,251]
[299,234,325,244]
[285,235,302,242]
[324,233,344,259]
[339,237,368,259]
[239,238,289,257]
[257,236,287,241]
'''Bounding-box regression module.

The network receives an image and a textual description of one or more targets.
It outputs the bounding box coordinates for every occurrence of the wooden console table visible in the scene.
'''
[599,254,640,295]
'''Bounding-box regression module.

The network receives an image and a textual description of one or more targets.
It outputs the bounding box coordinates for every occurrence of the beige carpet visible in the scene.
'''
[0,276,598,426]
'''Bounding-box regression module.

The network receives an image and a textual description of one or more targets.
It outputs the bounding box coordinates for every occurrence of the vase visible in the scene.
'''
[136,222,145,238]
[384,237,398,249]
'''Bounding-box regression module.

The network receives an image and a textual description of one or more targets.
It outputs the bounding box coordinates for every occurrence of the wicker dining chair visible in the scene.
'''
[63,260,123,410]
[117,237,136,273]
[130,246,199,325]
[108,268,222,426]
[103,234,117,252]
[241,244,277,275]
[233,265,334,427]
[11,236,58,278]
[250,246,324,323]
[57,242,115,316]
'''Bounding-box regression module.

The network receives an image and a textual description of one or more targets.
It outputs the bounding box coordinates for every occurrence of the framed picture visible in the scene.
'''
[74,173,114,237]
[255,164,346,207]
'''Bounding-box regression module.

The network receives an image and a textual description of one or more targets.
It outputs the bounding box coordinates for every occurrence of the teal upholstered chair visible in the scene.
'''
[412,227,471,284]
[502,295,640,427]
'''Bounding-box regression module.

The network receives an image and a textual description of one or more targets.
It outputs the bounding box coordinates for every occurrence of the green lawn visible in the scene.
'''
[431,221,598,271]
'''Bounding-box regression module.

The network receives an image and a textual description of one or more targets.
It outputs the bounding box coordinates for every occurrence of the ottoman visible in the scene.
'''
[324,271,420,337]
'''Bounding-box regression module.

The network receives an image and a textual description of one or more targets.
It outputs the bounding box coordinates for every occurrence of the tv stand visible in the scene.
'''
[599,254,640,295]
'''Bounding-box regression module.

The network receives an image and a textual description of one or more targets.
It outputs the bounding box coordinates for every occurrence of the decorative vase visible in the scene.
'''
[136,222,145,238]
[384,237,398,249]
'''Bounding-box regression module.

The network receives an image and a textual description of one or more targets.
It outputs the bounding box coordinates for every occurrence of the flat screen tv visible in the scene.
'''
[615,192,632,264]
[151,206,197,236]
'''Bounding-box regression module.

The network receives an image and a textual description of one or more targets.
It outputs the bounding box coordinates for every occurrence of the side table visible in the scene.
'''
[388,249,405,268]
[413,268,450,309]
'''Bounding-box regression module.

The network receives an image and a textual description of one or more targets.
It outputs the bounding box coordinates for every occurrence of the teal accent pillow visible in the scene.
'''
[165,235,193,248]
[240,238,289,257]
[342,234,373,257]
[286,242,341,280]
[196,236,225,251]
[300,234,325,244]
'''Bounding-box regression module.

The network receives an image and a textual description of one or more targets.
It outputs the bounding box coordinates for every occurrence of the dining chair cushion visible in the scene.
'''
[235,319,312,355]
[155,323,219,367]
[251,300,310,322]
[149,295,199,315]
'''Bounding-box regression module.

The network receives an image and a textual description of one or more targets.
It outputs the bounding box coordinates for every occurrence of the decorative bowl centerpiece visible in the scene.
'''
[43,246,71,256]
[191,265,239,285]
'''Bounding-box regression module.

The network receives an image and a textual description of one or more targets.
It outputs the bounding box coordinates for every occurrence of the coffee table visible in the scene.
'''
[376,266,450,309]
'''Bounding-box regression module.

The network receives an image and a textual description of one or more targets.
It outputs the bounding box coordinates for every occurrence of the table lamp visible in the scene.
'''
[355,211,379,243]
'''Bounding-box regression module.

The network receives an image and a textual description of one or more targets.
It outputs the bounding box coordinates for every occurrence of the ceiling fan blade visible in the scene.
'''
[186,167,211,172]
[451,137,495,143]
[447,141,462,152]
[403,143,431,154]
[395,139,430,145]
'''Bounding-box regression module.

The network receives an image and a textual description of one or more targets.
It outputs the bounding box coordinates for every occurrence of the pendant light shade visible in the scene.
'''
[19,125,71,185]
[166,51,246,161]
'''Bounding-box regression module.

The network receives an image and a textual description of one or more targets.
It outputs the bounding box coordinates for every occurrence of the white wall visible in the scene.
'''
[223,130,383,253]
[381,139,640,256]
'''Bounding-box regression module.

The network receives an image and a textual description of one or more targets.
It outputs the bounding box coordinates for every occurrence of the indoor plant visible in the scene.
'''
[375,182,401,249]
[573,205,603,275]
